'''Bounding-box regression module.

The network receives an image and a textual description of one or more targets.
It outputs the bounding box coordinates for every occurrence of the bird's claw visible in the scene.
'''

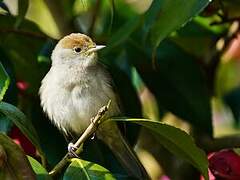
[68,142,79,158]
[91,132,96,140]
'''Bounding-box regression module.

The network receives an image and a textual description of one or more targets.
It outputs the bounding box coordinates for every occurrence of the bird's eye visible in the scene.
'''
[74,47,81,53]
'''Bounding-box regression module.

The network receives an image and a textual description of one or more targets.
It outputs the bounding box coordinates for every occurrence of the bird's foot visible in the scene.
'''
[91,132,96,140]
[67,142,79,158]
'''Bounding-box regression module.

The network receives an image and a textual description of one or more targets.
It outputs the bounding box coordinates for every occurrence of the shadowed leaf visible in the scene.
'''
[0,102,43,155]
[15,0,29,28]
[0,133,35,180]
[108,118,209,180]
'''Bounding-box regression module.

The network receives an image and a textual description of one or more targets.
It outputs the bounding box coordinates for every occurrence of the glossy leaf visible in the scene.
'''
[15,0,29,28]
[108,118,209,180]
[27,156,52,180]
[147,0,211,48]
[0,133,35,180]
[63,158,116,180]
[0,62,10,101]
[0,102,43,154]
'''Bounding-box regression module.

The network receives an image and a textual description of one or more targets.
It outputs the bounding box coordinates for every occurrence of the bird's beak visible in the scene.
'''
[87,45,106,53]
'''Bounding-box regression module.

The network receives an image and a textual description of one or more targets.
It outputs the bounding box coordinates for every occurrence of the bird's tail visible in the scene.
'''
[97,121,149,180]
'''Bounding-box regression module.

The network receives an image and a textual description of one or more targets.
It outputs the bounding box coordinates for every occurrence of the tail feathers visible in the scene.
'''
[97,122,149,180]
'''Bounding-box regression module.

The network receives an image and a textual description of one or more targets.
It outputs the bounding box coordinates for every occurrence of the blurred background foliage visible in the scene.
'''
[1,0,240,179]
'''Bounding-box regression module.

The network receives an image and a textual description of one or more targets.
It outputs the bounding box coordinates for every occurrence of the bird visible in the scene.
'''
[39,33,149,179]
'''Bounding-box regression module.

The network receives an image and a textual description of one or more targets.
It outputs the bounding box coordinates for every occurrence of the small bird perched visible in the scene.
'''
[39,33,148,179]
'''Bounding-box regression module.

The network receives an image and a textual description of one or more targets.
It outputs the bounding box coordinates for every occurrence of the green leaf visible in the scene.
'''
[171,21,220,57]
[0,133,35,180]
[108,118,209,180]
[0,114,12,133]
[127,39,212,134]
[102,16,141,55]
[0,62,10,101]
[15,0,29,28]
[63,158,116,180]
[0,15,48,94]
[147,0,210,48]
[27,156,52,180]
[0,102,43,155]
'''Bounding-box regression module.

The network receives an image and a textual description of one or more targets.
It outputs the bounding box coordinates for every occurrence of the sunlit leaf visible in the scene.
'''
[27,156,52,180]
[0,133,35,180]
[108,118,209,180]
[0,102,43,155]
[63,158,116,180]
[0,62,10,101]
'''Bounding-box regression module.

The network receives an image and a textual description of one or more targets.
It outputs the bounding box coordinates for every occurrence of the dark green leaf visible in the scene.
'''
[0,62,10,101]
[63,158,116,180]
[171,20,220,57]
[0,102,43,155]
[15,0,29,28]
[147,0,211,48]
[0,115,12,133]
[27,156,52,180]
[0,133,35,180]
[29,101,66,167]
[108,118,209,180]
[127,39,212,134]
[0,15,48,94]
[99,51,142,145]
[102,16,141,55]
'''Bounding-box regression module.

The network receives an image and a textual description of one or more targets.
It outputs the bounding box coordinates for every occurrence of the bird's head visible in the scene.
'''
[51,33,105,67]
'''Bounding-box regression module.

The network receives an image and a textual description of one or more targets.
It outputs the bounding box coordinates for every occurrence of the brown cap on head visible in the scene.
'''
[58,33,94,49]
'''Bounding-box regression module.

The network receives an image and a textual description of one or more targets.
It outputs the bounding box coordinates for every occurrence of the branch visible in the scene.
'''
[48,100,111,177]
[0,28,50,40]
[199,135,240,153]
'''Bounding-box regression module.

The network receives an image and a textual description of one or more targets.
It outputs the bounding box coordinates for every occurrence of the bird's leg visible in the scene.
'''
[67,142,79,158]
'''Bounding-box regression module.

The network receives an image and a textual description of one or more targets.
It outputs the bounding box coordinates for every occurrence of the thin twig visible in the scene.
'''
[48,100,111,177]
